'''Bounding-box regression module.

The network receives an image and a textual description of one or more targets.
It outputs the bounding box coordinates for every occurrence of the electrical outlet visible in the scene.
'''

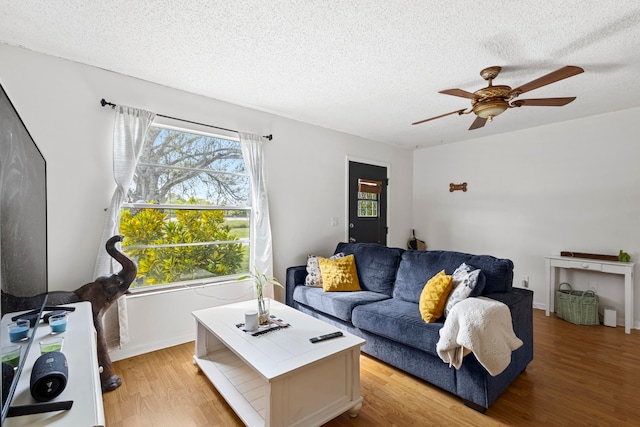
[521,275,529,288]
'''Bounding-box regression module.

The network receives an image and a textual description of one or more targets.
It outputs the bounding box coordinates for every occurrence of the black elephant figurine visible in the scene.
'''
[10,235,137,392]
[74,234,137,391]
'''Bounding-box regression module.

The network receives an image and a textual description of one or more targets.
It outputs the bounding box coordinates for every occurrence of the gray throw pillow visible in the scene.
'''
[444,263,482,317]
[305,252,345,287]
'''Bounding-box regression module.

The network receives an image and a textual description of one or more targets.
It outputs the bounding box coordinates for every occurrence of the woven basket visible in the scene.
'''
[555,282,599,325]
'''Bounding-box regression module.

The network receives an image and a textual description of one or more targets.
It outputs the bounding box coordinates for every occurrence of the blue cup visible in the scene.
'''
[8,320,29,342]
[49,314,67,334]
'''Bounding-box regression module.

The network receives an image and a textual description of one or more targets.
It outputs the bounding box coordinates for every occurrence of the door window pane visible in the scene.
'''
[357,192,378,217]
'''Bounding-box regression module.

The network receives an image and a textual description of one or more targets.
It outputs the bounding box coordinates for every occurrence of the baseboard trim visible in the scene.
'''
[109,333,194,362]
[532,302,547,311]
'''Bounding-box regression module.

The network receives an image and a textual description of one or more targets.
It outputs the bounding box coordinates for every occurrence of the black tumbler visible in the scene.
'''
[2,362,14,405]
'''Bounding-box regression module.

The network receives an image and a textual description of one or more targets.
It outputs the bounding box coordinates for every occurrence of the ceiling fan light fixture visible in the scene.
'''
[473,99,508,121]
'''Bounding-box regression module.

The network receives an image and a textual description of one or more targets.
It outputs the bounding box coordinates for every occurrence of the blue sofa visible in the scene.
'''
[285,242,533,412]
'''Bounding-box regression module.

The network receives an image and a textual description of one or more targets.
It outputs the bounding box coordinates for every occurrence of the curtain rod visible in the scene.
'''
[100,98,272,141]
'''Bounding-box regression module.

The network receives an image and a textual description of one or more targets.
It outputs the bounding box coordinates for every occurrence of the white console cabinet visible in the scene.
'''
[545,256,635,334]
[1,301,104,426]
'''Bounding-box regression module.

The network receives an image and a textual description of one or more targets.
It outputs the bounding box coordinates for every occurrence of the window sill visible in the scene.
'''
[125,277,249,299]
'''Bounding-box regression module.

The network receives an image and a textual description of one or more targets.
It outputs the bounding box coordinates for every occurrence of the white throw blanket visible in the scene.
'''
[436,296,523,376]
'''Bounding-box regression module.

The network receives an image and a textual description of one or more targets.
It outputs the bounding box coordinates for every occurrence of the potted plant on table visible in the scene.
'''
[238,267,283,325]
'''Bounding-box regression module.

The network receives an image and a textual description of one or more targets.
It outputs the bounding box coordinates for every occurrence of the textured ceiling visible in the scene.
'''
[2,1,640,148]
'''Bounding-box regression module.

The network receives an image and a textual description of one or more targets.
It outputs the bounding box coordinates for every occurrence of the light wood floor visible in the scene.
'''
[103,309,640,426]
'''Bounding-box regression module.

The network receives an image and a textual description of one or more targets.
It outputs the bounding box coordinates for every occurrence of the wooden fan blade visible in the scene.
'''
[510,66,584,95]
[412,109,466,125]
[469,116,487,130]
[512,97,577,107]
[439,88,477,99]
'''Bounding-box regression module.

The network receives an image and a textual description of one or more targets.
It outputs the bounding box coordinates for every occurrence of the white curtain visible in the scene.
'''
[239,133,274,293]
[94,105,156,350]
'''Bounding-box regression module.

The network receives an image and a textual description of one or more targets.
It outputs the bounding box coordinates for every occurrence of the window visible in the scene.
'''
[357,192,378,217]
[119,124,250,290]
[357,178,381,218]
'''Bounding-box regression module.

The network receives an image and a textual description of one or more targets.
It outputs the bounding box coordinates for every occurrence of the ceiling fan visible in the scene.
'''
[412,65,584,130]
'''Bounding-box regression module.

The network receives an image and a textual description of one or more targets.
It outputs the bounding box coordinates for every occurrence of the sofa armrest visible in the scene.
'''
[286,265,307,306]
[485,288,534,360]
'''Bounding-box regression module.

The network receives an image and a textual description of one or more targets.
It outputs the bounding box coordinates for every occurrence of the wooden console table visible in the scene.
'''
[545,255,635,334]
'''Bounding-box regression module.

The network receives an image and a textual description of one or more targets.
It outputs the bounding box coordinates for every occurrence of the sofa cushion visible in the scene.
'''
[293,286,390,322]
[419,270,453,322]
[319,254,361,292]
[352,298,443,356]
[334,242,403,296]
[394,250,513,303]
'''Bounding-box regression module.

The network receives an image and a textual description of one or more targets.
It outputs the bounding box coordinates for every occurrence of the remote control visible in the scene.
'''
[309,331,344,343]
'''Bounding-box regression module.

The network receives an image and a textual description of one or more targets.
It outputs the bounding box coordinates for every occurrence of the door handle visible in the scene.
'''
[348,223,356,243]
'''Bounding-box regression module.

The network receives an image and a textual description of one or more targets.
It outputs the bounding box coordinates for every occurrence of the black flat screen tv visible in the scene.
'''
[0,82,48,423]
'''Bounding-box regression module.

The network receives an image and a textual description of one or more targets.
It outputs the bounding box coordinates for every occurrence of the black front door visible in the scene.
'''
[348,161,387,245]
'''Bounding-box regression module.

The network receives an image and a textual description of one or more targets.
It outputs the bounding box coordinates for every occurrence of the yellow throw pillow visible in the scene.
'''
[319,254,361,292]
[419,270,453,323]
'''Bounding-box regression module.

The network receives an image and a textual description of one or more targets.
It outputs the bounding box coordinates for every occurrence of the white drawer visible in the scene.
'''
[551,259,573,269]
[602,263,630,274]
[570,260,603,271]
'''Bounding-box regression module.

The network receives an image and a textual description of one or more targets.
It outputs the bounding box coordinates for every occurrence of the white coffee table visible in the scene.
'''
[192,299,365,427]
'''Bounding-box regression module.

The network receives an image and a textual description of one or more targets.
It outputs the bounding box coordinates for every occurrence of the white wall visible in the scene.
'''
[0,44,413,359]
[413,108,640,327]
